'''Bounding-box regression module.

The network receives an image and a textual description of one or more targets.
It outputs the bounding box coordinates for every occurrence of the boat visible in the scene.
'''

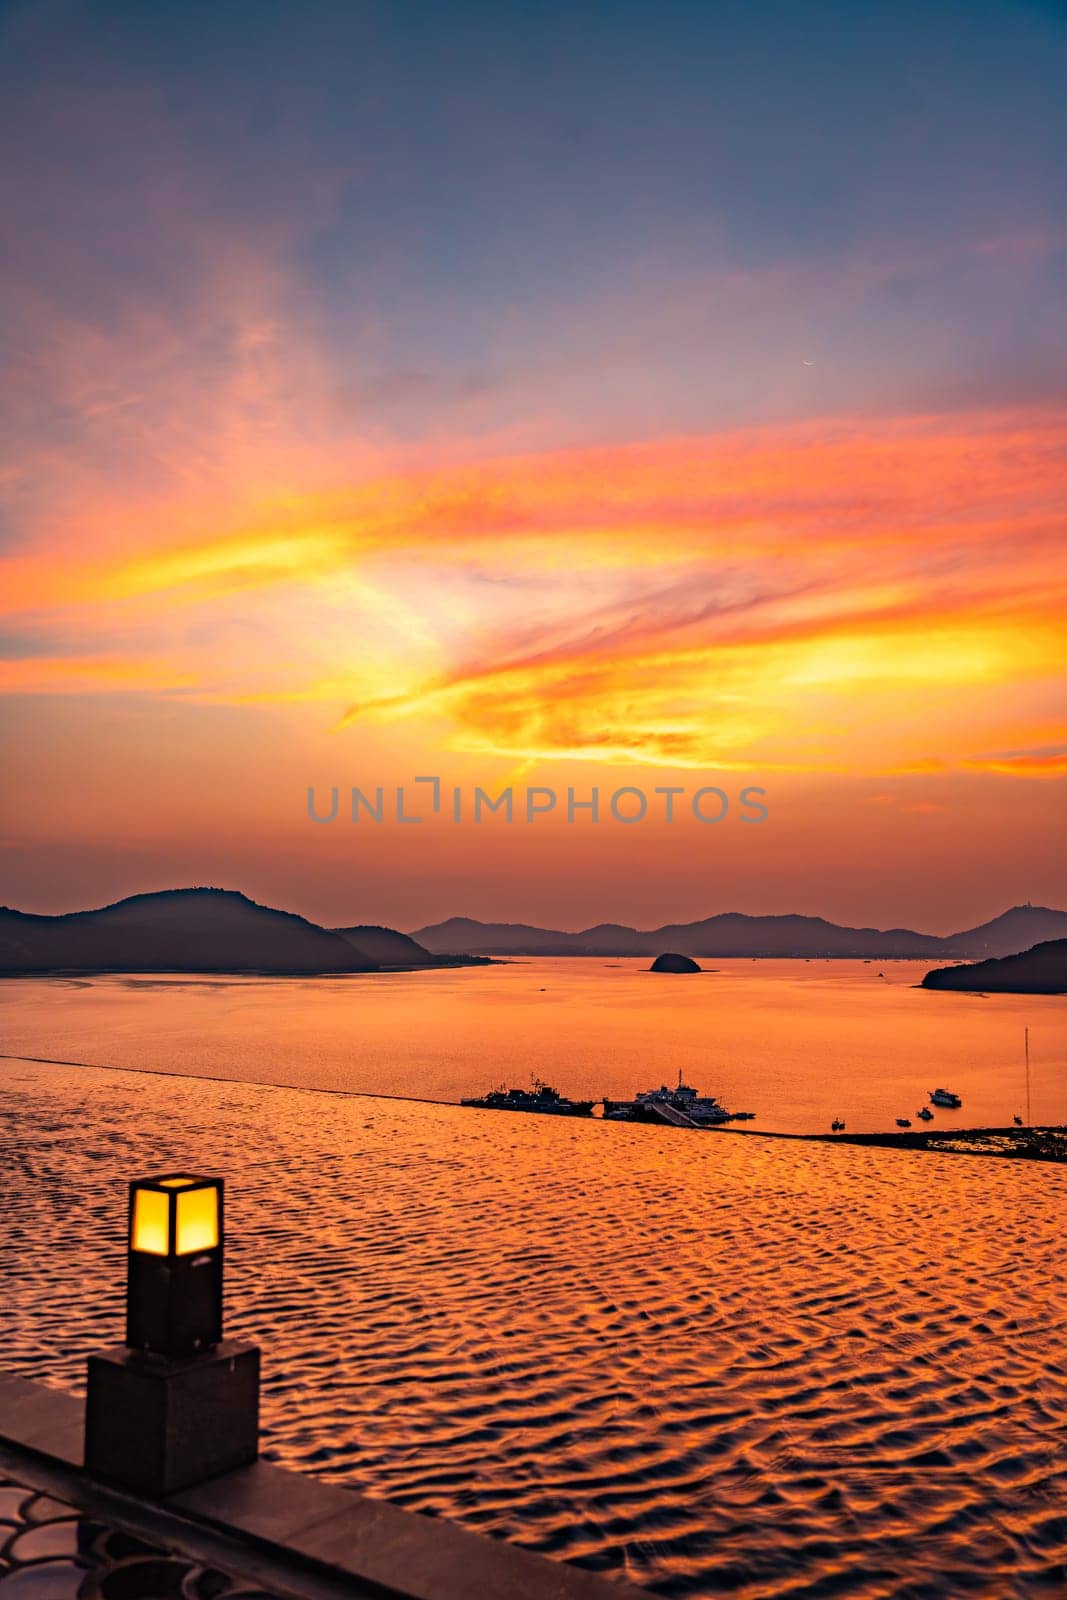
[929,1088,962,1108]
[636,1077,732,1124]
[602,1103,637,1121]
[896,1118,912,1128]
[461,1079,593,1116]
[917,1107,934,1121]
[831,1118,845,1131]
[604,1070,741,1126]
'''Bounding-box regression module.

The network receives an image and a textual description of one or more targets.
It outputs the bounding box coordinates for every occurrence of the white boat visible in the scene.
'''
[634,1077,732,1124]
[929,1088,962,1108]
[604,1070,738,1125]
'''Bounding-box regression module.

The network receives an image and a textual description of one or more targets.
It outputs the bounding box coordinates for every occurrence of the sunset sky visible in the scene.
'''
[2,0,1065,931]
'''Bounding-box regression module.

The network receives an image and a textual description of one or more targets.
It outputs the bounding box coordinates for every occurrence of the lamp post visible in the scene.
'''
[126,1174,223,1357]
[84,1173,259,1497]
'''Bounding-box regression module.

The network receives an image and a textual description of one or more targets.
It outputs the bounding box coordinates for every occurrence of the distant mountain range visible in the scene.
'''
[1,889,1063,976]
[412,903,1067,960]
[922,938,1067,994]
[0,890,483,975]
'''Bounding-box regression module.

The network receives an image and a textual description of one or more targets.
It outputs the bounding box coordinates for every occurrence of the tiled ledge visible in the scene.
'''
[0,1376,644,1600]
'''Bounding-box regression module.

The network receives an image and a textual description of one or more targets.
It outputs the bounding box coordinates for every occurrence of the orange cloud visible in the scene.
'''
[961,745,1067,778]
[1,407,1065,781]
[4,407,1066,608]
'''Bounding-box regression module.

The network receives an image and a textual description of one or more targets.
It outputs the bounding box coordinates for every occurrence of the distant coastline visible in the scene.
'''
[412,903,1067,962]
[1,889,1064,979]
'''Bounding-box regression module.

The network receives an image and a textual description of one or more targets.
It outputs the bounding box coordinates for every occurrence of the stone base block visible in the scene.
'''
[84,1340,259,1496]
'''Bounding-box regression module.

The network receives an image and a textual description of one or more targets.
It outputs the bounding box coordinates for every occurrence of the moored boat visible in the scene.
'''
[929,1087,962,1108]
[604,1070,744,1126]
[461,1080,594,1116]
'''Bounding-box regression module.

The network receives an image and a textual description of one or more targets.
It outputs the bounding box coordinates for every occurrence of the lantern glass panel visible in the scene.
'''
[131,1188,170,1255]
[176,1187,219,1253]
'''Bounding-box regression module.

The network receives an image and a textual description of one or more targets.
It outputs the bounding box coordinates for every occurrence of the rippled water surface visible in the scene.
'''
[2,1052,1065,1598]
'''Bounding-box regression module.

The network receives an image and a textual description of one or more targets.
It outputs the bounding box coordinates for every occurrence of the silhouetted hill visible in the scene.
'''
[0,889,376,975]
[410,917,582,955]
[413,905,1066,959]
[330,924,491,968]
[332,924,434,965]
[414,912,948,958]
[946,905,1067,958]
[649,913,946,958]
[576,922,650,954]
[921,939,1067,994]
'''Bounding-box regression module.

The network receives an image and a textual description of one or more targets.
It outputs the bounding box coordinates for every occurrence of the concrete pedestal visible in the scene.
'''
[84,1340,259,1496]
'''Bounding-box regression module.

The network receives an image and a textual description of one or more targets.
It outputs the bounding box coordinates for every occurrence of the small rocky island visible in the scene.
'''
[921,937,1067,994]
[650,951,702,973]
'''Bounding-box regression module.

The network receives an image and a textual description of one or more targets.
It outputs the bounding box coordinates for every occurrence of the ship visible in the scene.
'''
[929,1087,962,1108]
[461,1079,594,1116]
[604,1071,748,1126]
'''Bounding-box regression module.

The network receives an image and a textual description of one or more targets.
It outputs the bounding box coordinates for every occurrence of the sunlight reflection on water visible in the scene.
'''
[2,1052,1065,1598]
[1,958,1065,1135]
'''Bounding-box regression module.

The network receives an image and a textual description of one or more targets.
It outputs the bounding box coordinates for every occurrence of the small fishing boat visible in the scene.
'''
[917,1107,934,1121]
[831,1118,845,1132]
[929,1088,962,1108]
[896,1118,912,1128]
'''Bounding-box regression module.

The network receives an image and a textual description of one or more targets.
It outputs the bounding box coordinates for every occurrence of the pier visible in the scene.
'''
[644,1100,700,1128]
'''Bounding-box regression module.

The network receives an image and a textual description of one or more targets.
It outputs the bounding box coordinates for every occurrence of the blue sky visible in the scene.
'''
[4,0,1066,452]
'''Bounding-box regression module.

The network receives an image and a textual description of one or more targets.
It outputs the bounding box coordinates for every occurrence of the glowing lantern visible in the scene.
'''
[126,1174,223,1358]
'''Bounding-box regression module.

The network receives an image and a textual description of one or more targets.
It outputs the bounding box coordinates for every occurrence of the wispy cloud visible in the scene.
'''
[962,744,1067,777]
[2,407,1065,779]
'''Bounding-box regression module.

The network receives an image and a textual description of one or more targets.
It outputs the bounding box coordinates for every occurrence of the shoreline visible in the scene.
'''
[0,958,497,978]
[710,1122,1067,1163]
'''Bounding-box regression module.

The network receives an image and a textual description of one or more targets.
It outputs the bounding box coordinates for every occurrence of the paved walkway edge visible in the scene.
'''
[0,1375,644,1600]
